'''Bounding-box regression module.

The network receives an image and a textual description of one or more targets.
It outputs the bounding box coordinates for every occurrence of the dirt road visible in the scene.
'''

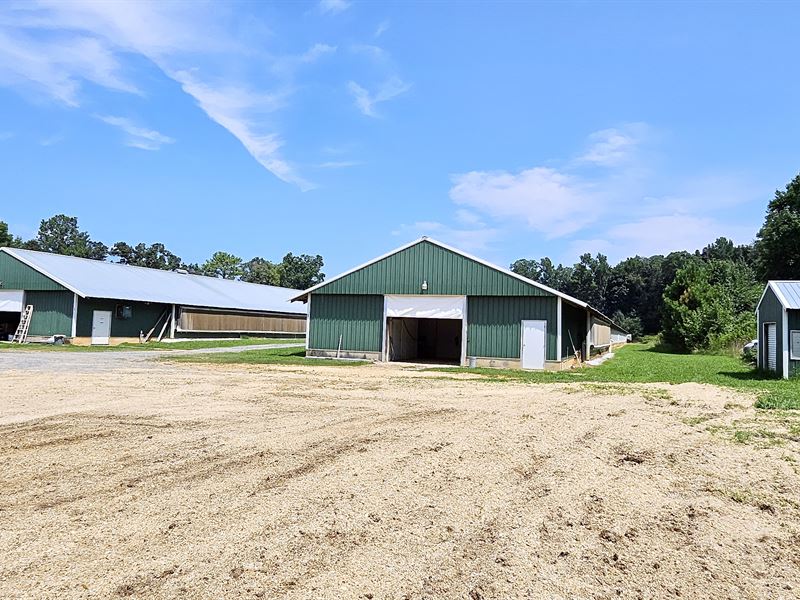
[1,358,798,599]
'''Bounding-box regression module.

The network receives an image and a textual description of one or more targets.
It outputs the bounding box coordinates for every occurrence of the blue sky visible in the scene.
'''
[1,1,799,276]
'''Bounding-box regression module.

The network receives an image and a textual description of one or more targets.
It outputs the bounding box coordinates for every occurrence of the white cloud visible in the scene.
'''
[0,29,137,106]
[577,123,647,167]
[271,43,336,74]
[374,20,390,38]
[348,76,411,117]
[445,123,766,262]
[317,0,350,15]
[449,166,600,238]
[0,1,313,189]
[0,131,13,140]
[567,215,757,264]
[393,221,499,253]
[318,160,361,168]
[96,115,174,151]
[171,70,313,190]
[39,133,63,146]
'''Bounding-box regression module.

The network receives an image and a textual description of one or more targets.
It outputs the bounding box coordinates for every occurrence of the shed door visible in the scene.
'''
[764,322,777,372]
[521,320,547,370]
[91,310,112,345]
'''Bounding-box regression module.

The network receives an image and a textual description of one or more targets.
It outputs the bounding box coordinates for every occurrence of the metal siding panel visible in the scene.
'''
[0,252,66,291]
[76,298,169,338]
[758,287,784,374]
[308,293,383,352]
[316,241,553,298]
[25,291,73,336]
[467,296,557,360]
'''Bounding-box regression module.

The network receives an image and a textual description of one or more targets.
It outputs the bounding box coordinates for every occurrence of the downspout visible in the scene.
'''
[170,304,177,339]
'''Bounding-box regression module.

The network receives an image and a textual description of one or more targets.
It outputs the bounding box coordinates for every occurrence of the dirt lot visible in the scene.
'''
[1,357,799,599]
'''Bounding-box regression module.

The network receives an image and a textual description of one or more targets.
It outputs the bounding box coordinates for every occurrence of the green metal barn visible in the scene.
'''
[292,238,627,370]
[756,281,800,378]
[0,247,306,344]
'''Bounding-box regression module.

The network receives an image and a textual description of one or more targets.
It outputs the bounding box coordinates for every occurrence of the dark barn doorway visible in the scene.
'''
[388,317,462,364]
[0,311,21,341]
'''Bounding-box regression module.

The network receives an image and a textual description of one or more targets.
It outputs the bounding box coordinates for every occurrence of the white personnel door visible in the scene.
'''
[521,320,547,370]
[765,322,777,372]
[91,310,112,345]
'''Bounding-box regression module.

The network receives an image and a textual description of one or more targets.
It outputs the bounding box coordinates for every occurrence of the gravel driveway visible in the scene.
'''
[0,343,304,373]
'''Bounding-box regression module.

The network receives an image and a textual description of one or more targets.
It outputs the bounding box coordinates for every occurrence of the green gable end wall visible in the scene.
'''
[0,252,67,291]
[315,241,554,297]
[26,291,73,336]
[467,296,558,360]
[758,286,784,375]
[309,294,383,352]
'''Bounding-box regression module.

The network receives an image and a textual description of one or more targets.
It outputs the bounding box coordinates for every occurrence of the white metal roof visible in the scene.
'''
[291,237,626,332]
[1,247,306,315]
[759,280,800,311]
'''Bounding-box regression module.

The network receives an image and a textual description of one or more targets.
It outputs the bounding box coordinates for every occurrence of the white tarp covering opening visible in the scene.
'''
[0,290,23,313]
[385,295,465,320]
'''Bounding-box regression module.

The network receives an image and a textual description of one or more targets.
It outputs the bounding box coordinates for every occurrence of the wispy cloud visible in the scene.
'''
[96,115,174,151]
[318,160,362,169]
[567,215,756,263]
[317,0,350,16]
[393,221,499,253]
[348,77,411,117]
[374,20,390,38]
[0,28,138,106]
[0,1,314,189]
[39,133,63,146]
[446,123,762,261]
[576,122,648,167]
[450,166,600,238]
[0,131,13,141]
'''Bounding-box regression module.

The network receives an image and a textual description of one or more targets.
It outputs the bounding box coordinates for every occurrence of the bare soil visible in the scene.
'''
[1,360,799,599]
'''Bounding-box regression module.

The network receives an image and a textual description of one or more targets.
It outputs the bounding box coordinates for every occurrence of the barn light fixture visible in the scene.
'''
[421,280,428,291]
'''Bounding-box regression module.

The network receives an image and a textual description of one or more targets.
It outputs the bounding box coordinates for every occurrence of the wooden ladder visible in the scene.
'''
[12,305,33,344]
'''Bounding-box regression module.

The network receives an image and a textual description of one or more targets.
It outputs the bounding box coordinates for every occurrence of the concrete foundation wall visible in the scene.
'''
[307,349,382,361]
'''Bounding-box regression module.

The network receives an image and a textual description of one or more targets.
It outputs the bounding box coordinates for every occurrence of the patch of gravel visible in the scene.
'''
[1,362,798,599]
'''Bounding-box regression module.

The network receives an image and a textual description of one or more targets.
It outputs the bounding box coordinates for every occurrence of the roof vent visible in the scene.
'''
[174,268,189,275]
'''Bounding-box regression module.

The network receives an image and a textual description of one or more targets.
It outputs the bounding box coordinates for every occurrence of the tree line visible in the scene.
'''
[0,215,325,290]
[3,171,800,352]
[510,172,800,353]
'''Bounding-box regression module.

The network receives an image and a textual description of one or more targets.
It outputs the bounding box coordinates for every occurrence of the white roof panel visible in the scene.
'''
[772,281,800,310]
[2,248,306,315]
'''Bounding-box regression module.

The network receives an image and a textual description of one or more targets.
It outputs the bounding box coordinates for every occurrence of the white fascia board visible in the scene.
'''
[1,248,86,297]
[783,308,790,379]
[71,293,78,337]
[770,281,791,309]
[556,297,562,361]
[291,237,589,309]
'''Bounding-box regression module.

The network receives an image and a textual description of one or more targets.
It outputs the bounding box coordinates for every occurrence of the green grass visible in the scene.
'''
[430,343,800,410]
[0,337,303,352]
[162,346,368,366]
